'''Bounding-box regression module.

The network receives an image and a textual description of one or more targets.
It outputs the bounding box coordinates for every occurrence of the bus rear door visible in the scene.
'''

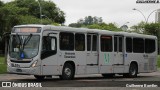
[86,34,98,65]
[114,35,124,65]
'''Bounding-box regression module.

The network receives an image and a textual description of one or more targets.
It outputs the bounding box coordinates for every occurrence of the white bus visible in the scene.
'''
[7,24,157,80]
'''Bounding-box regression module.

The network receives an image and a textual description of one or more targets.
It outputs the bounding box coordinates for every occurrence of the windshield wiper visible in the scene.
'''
[22,34,32,50]
[16,33,22,49]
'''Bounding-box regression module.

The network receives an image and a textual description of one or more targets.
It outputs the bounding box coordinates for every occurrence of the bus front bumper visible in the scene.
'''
[7,66,41,75]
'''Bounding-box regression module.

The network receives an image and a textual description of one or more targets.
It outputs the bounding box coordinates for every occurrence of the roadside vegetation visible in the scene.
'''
[0,56,6,74]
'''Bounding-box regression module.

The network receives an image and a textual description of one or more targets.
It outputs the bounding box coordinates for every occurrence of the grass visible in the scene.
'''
[0,56,7,74]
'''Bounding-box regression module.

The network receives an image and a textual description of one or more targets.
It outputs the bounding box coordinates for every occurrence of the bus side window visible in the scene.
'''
[126,37,132,53]
[101,35,112,52]
[145,39,155,53]
[133,38,144,53]
[60,32,74,51]
[75,33,85,51]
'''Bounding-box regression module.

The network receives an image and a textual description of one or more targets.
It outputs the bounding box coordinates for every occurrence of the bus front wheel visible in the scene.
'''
[59,63,75,80]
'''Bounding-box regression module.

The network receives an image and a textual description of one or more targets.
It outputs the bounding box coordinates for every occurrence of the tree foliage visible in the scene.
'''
[0,0,65,36]
[69,16,121,31]
[130,21,146,33]
[0,1,3,7]
[87,23,121,31]
[144,23,160,36]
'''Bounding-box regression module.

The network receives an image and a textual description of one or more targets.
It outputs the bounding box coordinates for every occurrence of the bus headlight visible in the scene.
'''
[7,59,11,67]
[7,62,11,67]
[31,60,38,67]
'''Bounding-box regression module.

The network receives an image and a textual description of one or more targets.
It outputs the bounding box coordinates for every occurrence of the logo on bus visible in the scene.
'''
[64,52,76,58]
[104,53,110,64]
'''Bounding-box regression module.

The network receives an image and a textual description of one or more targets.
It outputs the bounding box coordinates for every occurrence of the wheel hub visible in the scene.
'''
[130,67,136,75]
[64,68,71,76]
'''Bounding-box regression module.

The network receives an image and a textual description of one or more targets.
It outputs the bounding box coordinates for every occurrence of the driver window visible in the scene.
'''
[51,38,56,50]
[41,36,57,59]
[42,36,56,51]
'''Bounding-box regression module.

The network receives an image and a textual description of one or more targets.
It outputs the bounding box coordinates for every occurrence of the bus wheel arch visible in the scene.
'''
[59,61,75,80]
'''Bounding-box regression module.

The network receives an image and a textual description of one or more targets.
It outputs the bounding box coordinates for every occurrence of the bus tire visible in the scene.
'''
[124,63,138,78]
[102,74,115,78]
[59,63,75,80]
[34,75,45,80]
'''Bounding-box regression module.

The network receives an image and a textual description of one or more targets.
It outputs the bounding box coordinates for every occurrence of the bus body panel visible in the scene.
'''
[7,25,158,77]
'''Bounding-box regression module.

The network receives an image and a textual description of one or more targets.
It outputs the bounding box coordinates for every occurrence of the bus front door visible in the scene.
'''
[114,36,124,65]
[86,34,98,65]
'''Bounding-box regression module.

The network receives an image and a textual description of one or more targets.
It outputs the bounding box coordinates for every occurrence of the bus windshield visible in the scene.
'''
[9,35,40,59]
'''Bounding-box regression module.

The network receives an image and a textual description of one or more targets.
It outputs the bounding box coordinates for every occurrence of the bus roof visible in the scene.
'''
[14,24,157,39]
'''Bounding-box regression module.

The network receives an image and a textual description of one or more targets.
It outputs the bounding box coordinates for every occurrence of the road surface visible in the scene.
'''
[0,69,160,87]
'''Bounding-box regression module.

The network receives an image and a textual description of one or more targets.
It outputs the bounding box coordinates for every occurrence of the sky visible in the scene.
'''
[1,0,160,27]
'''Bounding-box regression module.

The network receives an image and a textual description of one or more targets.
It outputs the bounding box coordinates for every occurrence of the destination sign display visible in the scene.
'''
[13,27,41,33]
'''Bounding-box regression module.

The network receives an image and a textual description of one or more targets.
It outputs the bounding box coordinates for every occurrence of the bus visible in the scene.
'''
[7,24,158,80]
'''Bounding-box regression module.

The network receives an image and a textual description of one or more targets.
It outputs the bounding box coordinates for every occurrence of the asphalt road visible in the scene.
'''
[0,70,160,87]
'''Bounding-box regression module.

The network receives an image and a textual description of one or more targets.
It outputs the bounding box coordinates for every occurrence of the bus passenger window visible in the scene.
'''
[101,35,112,52]
[60,32,74,50]
[145,39,155,53]
[126,37,132,53]
[133,38,144,53]
[75,33,85,51]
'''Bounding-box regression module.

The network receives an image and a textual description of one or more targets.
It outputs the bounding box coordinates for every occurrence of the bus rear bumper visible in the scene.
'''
[7,66,41,75]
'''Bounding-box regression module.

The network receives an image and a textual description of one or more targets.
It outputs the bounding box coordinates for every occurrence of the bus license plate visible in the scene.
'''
[16,69,22,72]
[11,63,20,67]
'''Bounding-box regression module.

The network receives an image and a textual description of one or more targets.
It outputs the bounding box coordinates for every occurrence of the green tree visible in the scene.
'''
[0,4,25,35]
[0,0,65,36]
[69,16,103,27]
[130,21,145,33]
[14,0,65,24]
[69,16,121,31]
[0,1,3,7]
[87,23,121,31]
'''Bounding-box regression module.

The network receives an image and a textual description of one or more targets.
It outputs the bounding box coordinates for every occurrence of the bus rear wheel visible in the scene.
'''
[59,63,75,80]
[123,63,138,78]
[34,75,45,80]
